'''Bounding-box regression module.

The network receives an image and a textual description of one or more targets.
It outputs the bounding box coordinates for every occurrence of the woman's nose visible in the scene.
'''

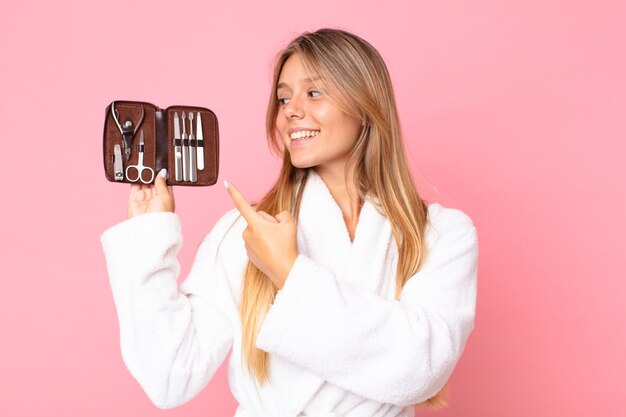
[284,96,304,119]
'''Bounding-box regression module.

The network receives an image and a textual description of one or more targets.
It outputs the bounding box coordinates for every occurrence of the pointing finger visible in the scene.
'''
[224,180,258,224]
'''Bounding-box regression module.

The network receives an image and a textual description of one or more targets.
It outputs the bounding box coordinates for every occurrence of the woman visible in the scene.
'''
[101,28,478,416]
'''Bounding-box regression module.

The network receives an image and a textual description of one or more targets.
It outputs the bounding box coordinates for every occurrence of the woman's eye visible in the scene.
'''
[277,91,321,105]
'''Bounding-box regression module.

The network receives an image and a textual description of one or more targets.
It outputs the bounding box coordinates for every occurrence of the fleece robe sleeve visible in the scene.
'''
[255,214,478,407]
[100,210,238,409]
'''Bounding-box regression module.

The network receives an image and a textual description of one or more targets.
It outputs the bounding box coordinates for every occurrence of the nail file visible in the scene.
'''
[189,113,198,182]
[196,112,204,170]
[173,112,183,181]
[113,144,124,181]
[182,112,189,181]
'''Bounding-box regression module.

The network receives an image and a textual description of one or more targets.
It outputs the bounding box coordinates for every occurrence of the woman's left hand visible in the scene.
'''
[225,180,297,288]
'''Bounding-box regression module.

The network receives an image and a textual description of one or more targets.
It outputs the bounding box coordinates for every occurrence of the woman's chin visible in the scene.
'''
[289,155,317,169]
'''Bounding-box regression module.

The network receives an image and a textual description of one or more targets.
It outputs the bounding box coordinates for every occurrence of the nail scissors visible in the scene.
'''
[125,130,155,184]
[111,101,145,160]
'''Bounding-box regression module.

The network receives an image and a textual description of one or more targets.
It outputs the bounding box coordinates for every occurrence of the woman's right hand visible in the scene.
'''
[128,169,175,219]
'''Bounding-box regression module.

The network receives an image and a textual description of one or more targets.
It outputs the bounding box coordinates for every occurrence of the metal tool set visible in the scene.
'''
[103,100,220,187]
[173,111,205,183]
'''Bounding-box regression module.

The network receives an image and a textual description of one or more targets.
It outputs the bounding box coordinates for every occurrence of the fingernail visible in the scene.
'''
[223,180,229,189]
[159,168,168,178]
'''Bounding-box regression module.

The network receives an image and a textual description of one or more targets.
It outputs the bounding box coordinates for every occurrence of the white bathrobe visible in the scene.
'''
[100,169,478,417]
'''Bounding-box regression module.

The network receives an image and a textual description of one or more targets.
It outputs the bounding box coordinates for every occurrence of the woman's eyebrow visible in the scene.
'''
[277,76,324,90]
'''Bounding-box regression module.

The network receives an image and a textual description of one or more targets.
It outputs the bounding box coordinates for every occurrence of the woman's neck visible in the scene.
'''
[313,166,363,226]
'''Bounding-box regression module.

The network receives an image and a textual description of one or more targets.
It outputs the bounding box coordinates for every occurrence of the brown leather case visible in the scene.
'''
[103,100,219,186]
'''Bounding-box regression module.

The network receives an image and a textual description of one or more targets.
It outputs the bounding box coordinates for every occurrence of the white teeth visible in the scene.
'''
[290,130,319,140]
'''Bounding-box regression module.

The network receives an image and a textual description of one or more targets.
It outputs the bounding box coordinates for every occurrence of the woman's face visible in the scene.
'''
[275,53,363,172]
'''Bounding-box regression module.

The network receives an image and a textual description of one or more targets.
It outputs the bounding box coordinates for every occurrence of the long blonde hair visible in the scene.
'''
[237,28,448,409]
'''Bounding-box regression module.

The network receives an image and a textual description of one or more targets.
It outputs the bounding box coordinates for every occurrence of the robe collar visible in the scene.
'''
[295,168,396,294]
[259,169,398,416]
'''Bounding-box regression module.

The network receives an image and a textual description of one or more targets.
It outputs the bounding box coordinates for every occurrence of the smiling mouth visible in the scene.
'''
[290,130,320,140]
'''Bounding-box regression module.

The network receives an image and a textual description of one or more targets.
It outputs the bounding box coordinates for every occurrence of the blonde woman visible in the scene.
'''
[101,28,479,416]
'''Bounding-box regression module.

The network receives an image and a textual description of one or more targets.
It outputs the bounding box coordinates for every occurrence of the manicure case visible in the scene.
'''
[102,100,219,186]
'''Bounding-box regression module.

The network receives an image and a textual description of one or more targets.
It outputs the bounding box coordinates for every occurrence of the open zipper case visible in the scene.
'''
[103,100,219,186]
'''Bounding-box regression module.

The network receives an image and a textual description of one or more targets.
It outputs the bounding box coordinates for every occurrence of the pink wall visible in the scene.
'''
[1,0,624,416]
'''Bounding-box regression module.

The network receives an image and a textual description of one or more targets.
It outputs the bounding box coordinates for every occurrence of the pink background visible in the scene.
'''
[1,0,624,416]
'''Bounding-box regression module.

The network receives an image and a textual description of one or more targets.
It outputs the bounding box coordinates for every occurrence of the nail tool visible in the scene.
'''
[196,111,204,170]
[125,130,155,184]
[113,144,124,181]
[181,111,189,181]
[188,112,198,182]
[111,101,144,160]
[173,112,183,181]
